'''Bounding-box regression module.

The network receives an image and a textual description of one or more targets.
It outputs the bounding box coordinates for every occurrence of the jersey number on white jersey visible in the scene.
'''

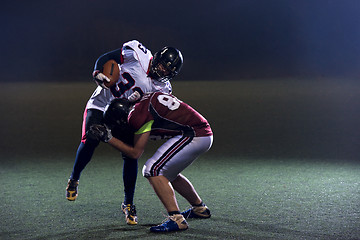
[110,43,149,98]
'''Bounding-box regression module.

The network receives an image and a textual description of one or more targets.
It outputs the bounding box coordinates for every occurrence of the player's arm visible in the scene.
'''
[86,124,150,159]
[107,132,150,159]
[93,48,122,72]
[111,119,154,158]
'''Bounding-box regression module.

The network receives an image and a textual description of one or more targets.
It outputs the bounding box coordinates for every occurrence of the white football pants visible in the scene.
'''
[142,135,213,182]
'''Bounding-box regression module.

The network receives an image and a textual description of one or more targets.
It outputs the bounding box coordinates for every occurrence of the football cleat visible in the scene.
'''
[121,203,138,225]
[181,205,211,219]
[150,214,188,233]
[66,179,79,201]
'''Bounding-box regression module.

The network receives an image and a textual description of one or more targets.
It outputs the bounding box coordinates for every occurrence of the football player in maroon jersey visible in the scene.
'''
[87,92,213,232]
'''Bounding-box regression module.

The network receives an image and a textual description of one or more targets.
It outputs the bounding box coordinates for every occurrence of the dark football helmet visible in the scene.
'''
[149,47,183,82]
[103,98,133,129]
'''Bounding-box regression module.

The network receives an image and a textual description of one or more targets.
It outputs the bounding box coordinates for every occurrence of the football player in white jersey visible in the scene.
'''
[66,40,183,225]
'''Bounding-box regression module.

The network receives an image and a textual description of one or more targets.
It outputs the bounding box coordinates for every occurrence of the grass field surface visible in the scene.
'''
[0,80,359,239]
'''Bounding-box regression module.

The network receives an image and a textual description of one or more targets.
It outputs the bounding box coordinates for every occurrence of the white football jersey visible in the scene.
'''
[86,40,172,112]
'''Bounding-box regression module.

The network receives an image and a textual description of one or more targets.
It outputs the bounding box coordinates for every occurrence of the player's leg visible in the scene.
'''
[148,175,180,213]
[110,125,139,224]
[66,108,102,201]
[171,174,202,206]
[70,140,98,181]
[169,136,213,219]
[172,174,211,219]
[147,175,188,232]
[121,155,138,225]
[142,135,212,232]
[122,155,138,205]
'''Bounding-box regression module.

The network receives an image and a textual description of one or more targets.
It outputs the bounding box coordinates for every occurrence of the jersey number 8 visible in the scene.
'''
[157,95,180,110]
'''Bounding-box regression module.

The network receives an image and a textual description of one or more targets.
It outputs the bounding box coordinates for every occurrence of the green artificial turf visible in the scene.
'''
[1,155,359,239]
[0,80,359,239]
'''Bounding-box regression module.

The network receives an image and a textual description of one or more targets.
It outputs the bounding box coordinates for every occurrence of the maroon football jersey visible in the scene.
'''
[128,92,213,137]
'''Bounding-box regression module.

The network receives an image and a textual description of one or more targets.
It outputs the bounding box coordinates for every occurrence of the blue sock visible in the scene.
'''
[70,141,98,180]
[122,155,138,205]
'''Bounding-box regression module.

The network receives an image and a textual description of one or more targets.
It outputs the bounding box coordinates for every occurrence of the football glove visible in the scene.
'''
[87,124,113,142]
[128,91,141,102]
[93,71,111,89]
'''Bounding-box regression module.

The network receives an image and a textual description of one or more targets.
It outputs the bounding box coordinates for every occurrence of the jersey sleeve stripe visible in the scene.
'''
[135,120,154,135]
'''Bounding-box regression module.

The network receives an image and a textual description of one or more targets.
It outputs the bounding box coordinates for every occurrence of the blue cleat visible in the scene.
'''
[150,214,188,233]
[181,205,211,219]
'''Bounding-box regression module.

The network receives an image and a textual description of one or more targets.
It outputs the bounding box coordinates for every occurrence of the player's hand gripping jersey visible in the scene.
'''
[87,40,172,112]
[129,92,213,138]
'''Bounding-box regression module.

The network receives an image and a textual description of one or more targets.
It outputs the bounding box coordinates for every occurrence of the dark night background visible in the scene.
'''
[0,0,359,161]
[1,2,360,238]
[1,0,359,82]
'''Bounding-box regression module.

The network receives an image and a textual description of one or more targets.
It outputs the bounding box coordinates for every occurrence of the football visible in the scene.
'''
[102,60,120,88]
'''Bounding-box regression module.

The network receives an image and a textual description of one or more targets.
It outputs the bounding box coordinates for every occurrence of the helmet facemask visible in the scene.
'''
[149,47,183,83]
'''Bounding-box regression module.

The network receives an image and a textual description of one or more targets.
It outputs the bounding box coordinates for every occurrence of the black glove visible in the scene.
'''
[86,124,113,142]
